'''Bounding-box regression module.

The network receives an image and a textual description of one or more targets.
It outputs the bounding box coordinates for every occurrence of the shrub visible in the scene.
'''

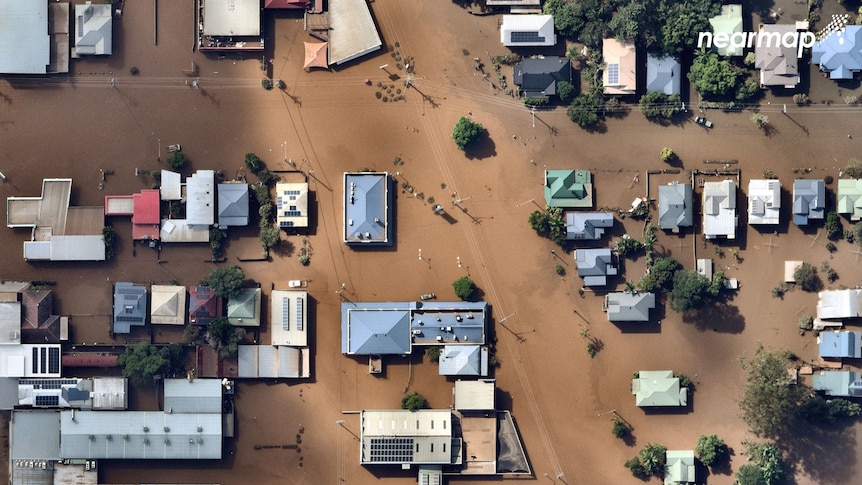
[425,347,442,362]
[624,457,648,478]
[554,264,565,275]
[639,92,681,119]
[102,226,116,260]
[825,211,842,240]
[276,79,286,89]
[845,159,862,178]
[245,153,262,174]
[660,147,676,162]
[695,434,727,466]
[798,395,862,424]
[401,391,427,411]
[793,93,810,105]
[452,276,477,300]
[798,315,814,330]
[557,80,575,103]
[167,152,186,171]
[793,262,821,292]
[567,93,604,128]
[616,235,644,257]
[612,416,629,438]
[261,78,273,90]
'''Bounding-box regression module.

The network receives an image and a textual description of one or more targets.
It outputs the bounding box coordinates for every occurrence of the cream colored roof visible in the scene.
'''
[150,285,187,325]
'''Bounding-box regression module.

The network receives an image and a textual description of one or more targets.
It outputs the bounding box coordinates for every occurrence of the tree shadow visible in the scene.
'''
[682,303,746,333]
[776,415,858,485]
[706,445,736,476]
[465,134,497,160]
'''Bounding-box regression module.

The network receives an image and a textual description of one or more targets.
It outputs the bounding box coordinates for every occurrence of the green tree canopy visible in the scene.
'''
[739,347,802,437]
[639,92,682,119]
[658,0,721,53]
[608,1,645,41]
[245,152,262,173]
[736,464,766,485]
[118,342,168,384]
[825,211,842,240]
[556,80,575,104]
[567,93,604,128]
[167,152,187,171]
[641,257,682,292]
[669,269,711,313]
[452,276,477,301]
[639,442,667,477]
[401,391,427,411]
[695,434,727,466]
[793,262,821,292]
[207,317,245,359]
[798,395,862,424]
[208,265,246,298]
[742,441,784,485]
[688,51,739,98]
[452,117,484,151]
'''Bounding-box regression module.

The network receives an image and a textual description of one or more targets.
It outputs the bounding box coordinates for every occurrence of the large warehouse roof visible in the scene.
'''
[0,1,50,74]
[202,0,261,36]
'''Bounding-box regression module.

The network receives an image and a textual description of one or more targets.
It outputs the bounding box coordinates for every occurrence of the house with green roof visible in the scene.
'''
[708,4,743,56]
[544,170,593,208]
[665,450,696,485]
[227,287,261,327]
[837,179,862,220]
[632,370,687,407]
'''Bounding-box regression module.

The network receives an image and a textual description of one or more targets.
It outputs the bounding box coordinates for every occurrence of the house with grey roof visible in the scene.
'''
[238,345,310,378]
[817,289,862,320]
[793,179,825,226]
[341,301,487,355]
[819,331,862,359]
[439,345,488,376]
[665,450,696,485]
[703,180,737,239]
[344,172,392,245]
[513,56,571,99]
[604,292,656,322]
[813,370,862,397]
[565,212,613,240]
[113,282,147,334]
[217,182,249,227]
[164,378,223,414]
[227,287,261,327]
[632,370,687,407]
[575,248,618,286]
[646,54,681,95]
[755,24,800,88]
[658,182,693,233]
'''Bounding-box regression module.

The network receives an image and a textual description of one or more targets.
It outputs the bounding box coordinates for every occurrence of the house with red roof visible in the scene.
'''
[189,285,223,326]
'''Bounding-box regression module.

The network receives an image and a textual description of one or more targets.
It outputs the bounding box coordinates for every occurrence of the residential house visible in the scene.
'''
[658,182,693,233]
[837,179,862,220]
[646,54,681,95]
[217,182,249,227]
[159,170,214,243]
[500,15,556,47]
[708,4,744,56]
[341,301,487,355]
[812,370,862,397]
[575,248,618,287]
[227,287,261,327]
[21,289,63,343]
[747,179,781,225]
[813,25,862,80]
[755,24,800,88]
[632,370,688,407]
[276,180,309,229]
[819,331,862,359]
[150,285,187,326]
[792,179,825,226]
[344,172,392,245]
[544,170,593,208]
[188,285,223,326]
[113,282,147,334]
[439,345,489,376]
[817,289,862,320]
[665,450,697,485]
[74,2,112,56]
[565,212,613,240]
[604,292,656,322]
[603,38,636,95]
[703,180,737,239]
[512,56,571,98]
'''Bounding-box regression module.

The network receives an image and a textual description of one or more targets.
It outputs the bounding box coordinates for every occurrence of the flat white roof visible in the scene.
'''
[0,1,50,74]
[186,170,215,225]
[270,290,308,347]
[160,219,210,242]
[202,0,260,36]
[329,0,382,65]
[161,170,182,201]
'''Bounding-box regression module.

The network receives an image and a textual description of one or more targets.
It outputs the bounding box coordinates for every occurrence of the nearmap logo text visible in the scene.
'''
[696,30,818,58]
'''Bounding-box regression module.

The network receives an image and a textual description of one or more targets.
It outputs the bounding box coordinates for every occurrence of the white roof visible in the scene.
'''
[159,219,210,242]
[92,377,128,410]
[160,170,182,200]
[703,180,737,239]
[328,0,382,65]
[202,0,260,36]
[500,15,556,46]
[34,236,106,262]
[453,379,495,411]
[275,182,309,228]
[75,3,112,55]
[818,289,862,320]
[186,170,215,225]
[270,290,308,347]
[747,179,781,224]
[0,1,50,74]
[360,409,454,464]
[237,345,309,378]
[0,344,62,378]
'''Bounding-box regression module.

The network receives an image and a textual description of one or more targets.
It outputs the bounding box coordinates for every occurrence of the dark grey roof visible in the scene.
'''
[658,182,693,231]
[512,56,571,98]
[217,183,249,227]
[575,248,618,286]
[565,212,613,240]
[646,54,681,95]
[793,179,825,226]
[113,282,147,334]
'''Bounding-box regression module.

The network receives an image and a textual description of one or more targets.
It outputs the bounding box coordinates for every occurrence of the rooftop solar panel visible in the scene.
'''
[282,298,289,331]
[296,298,304,331]
[607,64,620,85]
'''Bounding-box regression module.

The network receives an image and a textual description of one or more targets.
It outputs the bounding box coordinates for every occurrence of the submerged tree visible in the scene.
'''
[738,346,802,437]
[451,117,484,151]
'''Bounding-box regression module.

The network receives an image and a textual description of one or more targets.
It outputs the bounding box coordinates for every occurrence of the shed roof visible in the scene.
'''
[453,379,496,411]
[132,189,161,224]
[0,301,21,345]
[186,170,215,225]
[817,289,862,320]
[164,378,222,414]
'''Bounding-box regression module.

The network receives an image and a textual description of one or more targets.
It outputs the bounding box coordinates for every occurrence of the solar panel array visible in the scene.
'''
[510,31,544,43]
[20,378,78,389]
[49,347,60,374]
[282,298,289,331]
[35,395,60,407]
[369,437,414,462]
[607,64,620,85]
[296,298,304,331]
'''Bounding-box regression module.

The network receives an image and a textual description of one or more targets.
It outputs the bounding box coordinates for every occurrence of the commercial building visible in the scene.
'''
[344,172,392,245]
[74,2,112,56]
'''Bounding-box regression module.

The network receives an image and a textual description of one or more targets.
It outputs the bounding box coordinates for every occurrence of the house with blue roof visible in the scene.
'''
[439,345,488,376]
[217,182,249,227]
[658,182,693,233]
[792,179,825,226]
[646,54,681,95]
[113,282,147,334]
[813,25,862,80]
[575,248,618,286]
[513,56,571,99]
[344,172,392,245]
[813,370,862,397]
[341,301,487,355]
[544,169,593,208]
[819,331,862,359]
[565,212,613,240]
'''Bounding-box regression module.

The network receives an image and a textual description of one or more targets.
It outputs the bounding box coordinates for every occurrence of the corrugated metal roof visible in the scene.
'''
[164,379,222,414]
[270,290,308,346]
[0,1,50,74]
[217,183,249,227]
[11,410,61,460]
[238,345,258,378]
[453,380,495,411]
[328,0,382,65]
[360,410,453,464]
[133,189,161,224]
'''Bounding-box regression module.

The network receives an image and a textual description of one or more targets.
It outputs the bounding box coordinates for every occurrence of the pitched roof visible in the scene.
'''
[703,180,737,239]
[665,450,696,485]
[512,56,571,98]
[709,4,744,56]
[632,370,687,406]
[813,25,862,79]
[565,212,613,240]
[113,282,147,334]
[792,179,825,225]
[603,38,637,95]
[186,170,215,225]
[227,288,261,327]
[270,290,308,347]
[75,3,112,55]
[276,182,309,228]
[837,179,862,220]
[819,331,862,358]
[21,289,61,343]
[813,370,862,397]
[646,54,681,95]
[150,285,187,325]
[188,285,222,326]
[500,15,556,47]
[328,0,382,65]
[817,289,862,320]
[755,24,799,87]
[544,170,593,208]
[217,183,249,227]
[747,179,781,225]
[344,172,391,245]
[575,248,618,286]
[439,345,486,376]
[605,292,656,322]
[658,182,693,232]
[342,307,411,355]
